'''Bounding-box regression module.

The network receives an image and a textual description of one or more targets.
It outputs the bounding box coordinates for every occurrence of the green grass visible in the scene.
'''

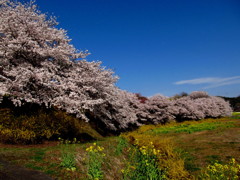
[44,169,57,175]
[232,112,240,119]
[149,121,235,134]
[25,163,44,171]
[175,148,200,173]
[0,117,239,179]
[115,136,128,155]
[205,154,222,164]
[31,150,46,162]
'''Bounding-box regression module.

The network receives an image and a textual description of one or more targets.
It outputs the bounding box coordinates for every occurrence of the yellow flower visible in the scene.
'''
[231,158,236,164]
[153,149,157,155]
[234,175,239,179]
[86,145,94,152]
[134,139,139,145]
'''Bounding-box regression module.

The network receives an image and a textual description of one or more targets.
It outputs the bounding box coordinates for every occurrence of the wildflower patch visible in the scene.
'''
[199,158,240,179]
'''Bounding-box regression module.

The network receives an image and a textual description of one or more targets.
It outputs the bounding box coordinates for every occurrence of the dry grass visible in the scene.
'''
[0,117,239,179]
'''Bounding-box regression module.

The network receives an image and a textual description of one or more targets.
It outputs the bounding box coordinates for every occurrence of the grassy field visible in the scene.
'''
[0,114,240,179]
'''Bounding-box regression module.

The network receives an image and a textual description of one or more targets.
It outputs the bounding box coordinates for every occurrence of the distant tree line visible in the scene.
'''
[220,96,240,112]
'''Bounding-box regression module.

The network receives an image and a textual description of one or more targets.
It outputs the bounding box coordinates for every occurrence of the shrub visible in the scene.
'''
[0,104,103,144]
[123,132,191,179]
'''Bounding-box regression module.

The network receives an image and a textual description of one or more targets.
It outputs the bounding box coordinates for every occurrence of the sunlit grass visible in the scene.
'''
[149,121,235,134]
[132,117,237,135]
[232,112,240,119]
[0,117,239,179]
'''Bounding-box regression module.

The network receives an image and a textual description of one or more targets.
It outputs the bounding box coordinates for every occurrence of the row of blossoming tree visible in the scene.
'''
[0,0,232,134]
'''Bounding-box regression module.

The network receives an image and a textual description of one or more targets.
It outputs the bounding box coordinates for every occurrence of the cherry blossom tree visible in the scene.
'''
[172,92,232,121]
[0,0,141,131]
[134,94,176,124]
[0,0,233,134]
[0,0,88,106]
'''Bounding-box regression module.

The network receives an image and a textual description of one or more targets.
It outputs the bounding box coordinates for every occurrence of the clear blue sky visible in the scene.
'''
[29,0,240,97]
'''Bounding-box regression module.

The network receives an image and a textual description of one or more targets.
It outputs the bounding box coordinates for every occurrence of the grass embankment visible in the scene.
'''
[124,117,240,178]
[0,115,240,179]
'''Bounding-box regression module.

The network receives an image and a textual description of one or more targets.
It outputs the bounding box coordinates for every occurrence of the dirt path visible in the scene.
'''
[0,141,58,180]
[0,158,54,180]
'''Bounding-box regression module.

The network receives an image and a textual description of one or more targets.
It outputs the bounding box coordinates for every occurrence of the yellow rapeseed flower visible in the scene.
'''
[153,149,157,155]
[231,158,236,164]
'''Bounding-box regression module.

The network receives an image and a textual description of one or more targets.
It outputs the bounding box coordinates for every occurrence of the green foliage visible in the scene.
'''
[199,158,240,180]
[86,143,105,179]
[115,136,128,155]
[122,142,165,180]
[60,143,77,171]
[60,152,76,171]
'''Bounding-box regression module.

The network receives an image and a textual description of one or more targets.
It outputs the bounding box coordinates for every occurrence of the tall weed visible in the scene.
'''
[122,142,165,180]
[86,143,105,179]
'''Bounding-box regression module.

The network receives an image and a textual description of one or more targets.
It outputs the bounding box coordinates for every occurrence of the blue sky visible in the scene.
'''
[32,0,239,97]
